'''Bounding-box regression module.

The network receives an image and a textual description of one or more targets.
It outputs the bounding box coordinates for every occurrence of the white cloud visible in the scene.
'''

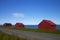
[12,13,24,18]
[0,19,4,21]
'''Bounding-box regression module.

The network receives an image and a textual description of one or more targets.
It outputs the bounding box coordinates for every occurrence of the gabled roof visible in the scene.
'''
[15,23,24,25]
[43,20,56,25]
[3,23,12,25]
[3,23,12,26]
[16,23,23,24]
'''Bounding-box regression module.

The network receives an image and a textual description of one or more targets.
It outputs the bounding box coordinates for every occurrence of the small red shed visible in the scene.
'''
[3,23,12,27]
[15,23,24,28]
[38,20,56,30]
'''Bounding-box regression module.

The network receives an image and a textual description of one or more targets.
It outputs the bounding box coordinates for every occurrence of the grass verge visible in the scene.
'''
[1,26,60,34]
[0,30,26,40]
[13,27,60,34]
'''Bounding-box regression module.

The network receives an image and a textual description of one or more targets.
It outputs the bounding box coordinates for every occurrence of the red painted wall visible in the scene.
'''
[38,20,56,30]
[15,23,24,28]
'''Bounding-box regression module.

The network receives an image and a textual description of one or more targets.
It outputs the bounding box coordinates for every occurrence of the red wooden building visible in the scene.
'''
[3,23,12,27]
[38,20,56,30]
[15,23,24,28]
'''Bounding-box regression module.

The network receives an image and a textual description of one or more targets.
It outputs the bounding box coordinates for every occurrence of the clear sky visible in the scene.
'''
[0,0,60,25]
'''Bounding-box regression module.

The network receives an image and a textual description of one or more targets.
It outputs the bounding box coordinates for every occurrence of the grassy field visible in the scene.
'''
[0,30,26,40]
[12,27,60,34]
[1,26,60,34]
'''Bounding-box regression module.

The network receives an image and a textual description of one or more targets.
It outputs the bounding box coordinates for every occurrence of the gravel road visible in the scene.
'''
[0,27,60,40]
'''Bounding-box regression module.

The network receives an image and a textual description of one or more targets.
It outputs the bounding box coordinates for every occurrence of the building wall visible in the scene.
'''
[38,21,56,30]
[15,23,24,28]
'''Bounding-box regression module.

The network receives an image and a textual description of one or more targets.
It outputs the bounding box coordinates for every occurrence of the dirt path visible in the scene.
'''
[0,27,60,40]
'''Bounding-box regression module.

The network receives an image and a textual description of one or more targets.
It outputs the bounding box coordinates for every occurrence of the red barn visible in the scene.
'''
[15,23,24,28]
[3,23,12,27]
[38,20,56,30]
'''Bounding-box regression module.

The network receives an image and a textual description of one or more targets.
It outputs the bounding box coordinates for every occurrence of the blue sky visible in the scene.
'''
[0,0,60,25]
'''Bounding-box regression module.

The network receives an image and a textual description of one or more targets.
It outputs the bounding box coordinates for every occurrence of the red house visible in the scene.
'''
[15,23,24,28]
[3,23,12,27]
[38,20,56,30]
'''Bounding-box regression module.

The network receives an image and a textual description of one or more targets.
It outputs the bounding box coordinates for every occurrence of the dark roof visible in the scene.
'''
[4,23,11,25]
[15,23,24,26]
[3,23,12,26]
[15,23,24,25]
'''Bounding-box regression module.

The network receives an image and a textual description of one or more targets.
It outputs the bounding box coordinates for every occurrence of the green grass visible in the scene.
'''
[1,26,60,34]
[0,30,26,40]
[13,27,60,34]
